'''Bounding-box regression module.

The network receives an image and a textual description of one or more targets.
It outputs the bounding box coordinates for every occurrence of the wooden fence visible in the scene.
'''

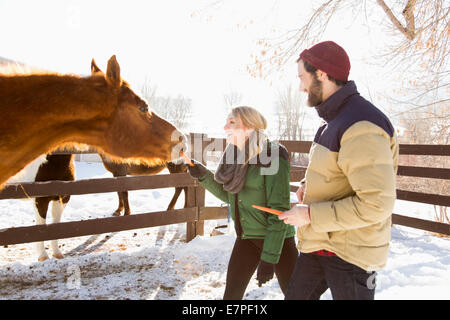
[0,135,448,248]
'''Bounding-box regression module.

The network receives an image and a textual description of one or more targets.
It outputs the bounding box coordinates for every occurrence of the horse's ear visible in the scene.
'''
[106,55,122,88]
[91,59,102,75]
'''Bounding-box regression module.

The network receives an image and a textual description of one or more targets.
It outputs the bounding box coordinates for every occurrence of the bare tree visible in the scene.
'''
[247,0,449,113]
[275,84,305,140]
[139,75,157,105]
[150,95,192,131]
[197,0,448,121]
[274,84,311,165]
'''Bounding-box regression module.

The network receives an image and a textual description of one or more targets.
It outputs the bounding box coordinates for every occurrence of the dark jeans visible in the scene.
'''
[223,236,298,300]
[285,252,376,300]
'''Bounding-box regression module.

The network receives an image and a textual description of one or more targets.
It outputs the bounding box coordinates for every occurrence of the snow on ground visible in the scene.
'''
[0,161,449,300]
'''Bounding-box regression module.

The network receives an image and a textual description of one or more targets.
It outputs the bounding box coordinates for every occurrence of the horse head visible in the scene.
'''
[90,56,187,166]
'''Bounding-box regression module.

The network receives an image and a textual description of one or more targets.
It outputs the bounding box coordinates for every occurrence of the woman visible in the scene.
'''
[185,106,298,300]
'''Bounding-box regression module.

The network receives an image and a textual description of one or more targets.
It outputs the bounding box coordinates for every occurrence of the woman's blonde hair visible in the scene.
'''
[231,106,268,164]
[231,106,267,131]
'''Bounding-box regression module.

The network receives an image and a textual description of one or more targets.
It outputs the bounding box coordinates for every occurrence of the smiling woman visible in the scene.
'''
[183,105,298,300]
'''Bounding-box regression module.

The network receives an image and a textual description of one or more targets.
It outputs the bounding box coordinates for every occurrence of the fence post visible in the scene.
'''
[185,133,207,242]
[185,185,197,242]
[194,133,209,236]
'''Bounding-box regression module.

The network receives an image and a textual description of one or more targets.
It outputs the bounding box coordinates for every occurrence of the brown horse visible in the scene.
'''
[0,55,186,188]
[100,154,187,216]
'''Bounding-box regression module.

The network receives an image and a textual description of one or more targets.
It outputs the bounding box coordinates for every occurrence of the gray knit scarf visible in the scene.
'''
[214,131,267,194]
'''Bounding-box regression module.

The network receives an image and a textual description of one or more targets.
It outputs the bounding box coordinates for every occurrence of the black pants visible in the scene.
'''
[285,252,376,300]
[223,236,298,300]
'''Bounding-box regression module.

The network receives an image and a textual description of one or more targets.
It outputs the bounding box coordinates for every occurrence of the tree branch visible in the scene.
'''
[376,0,416,40]
[402,0,417,40]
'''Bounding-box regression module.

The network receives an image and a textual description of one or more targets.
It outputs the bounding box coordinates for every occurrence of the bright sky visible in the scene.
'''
[0,0,390,136]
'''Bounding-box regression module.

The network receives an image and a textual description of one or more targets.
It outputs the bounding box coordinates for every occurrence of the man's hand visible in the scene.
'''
[278,204,311,227]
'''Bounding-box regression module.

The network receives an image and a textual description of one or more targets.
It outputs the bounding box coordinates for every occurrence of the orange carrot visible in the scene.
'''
[252,205,283,216]
[180,151,194,167]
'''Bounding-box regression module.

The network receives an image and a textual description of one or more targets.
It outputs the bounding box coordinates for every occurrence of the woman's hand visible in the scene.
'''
[185,159,208,179]
[278,204,311,227]
[256,260,275,287]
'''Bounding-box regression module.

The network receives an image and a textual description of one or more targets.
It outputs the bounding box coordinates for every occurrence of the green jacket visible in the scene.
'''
[197,143,296,264]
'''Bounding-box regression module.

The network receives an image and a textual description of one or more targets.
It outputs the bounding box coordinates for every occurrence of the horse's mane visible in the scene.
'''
[0,62,51,76]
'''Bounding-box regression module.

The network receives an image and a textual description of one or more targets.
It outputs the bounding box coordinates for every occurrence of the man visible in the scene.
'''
[279,41,399,300]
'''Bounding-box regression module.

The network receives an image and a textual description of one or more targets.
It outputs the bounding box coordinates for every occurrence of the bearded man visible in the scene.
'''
[279,41,399,300]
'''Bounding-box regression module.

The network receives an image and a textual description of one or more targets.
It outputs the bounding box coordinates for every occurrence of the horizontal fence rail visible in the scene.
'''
[0,138,448,249]
[0,208,197,246]
[396,190,450,207]
[398,144,450,156]
[0,173,196,199]
[391,214,449,235]
[0,206,229,246]
[396,166,450,180]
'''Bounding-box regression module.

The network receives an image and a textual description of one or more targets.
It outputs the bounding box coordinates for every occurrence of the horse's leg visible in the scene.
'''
[111,170,127,216]
[112,192,124,216]
[123,191,131,215]
[167,187,183,211]
[34,198,50,262]
[166,163,188,211]
[50,197,66,259]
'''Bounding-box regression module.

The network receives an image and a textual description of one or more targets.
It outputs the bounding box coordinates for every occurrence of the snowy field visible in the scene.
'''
[0,161,449,300]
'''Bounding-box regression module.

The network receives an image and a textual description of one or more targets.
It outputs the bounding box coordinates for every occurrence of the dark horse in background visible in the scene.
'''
[8,151,187,261]
[7,153,75,261]
[100,154,188,216]
[34,154,75,261]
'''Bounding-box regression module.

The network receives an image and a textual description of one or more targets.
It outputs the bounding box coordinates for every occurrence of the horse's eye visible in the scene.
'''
[140,106,148,113]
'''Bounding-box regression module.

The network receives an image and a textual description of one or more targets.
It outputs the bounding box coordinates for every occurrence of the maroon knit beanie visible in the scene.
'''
[299,41,351,82]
